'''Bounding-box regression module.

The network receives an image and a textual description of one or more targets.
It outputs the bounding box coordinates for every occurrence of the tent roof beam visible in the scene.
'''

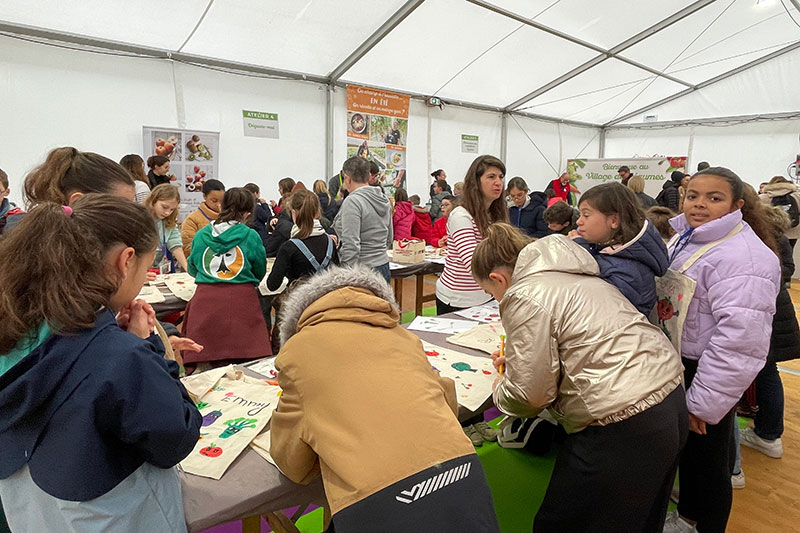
[604,40,800,127]
[480,0,717,111]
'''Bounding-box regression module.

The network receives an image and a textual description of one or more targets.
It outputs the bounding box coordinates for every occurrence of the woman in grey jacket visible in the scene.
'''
[472,224,687,533]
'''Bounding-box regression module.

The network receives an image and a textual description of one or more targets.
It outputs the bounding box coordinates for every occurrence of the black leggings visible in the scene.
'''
[534,386,688,532]
[677,358,736,533]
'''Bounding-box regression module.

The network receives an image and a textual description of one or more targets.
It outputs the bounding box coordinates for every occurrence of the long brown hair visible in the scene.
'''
[472,223,533,281]
[289,190,321,239]
[216,187,255,225]
[692,167,778,255]
[579,182,645,246]
[461,155,509,234]
[0,194,157,353]
[119,154,149,185]
[24,147,135,207]
[145,184,180,229]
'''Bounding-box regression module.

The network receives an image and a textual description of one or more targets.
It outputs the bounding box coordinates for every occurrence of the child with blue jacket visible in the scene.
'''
[571,182,669,315]
[0,195,201,532]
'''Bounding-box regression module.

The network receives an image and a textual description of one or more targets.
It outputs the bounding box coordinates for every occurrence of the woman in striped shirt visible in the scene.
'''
[436,155,508,314]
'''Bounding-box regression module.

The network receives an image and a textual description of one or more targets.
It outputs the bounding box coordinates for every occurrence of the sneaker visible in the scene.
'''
[740,427,783,458]
[731,471,746,489]
[663,510,697,533]
[473,421,497,442]
[670,483,680,504]
[463,424,483,447]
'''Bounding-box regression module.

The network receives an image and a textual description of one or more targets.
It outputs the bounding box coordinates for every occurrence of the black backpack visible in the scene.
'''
[772,193,800,228]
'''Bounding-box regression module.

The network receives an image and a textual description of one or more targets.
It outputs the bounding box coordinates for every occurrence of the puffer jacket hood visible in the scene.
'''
[662,179,679,190]
[513,234,599,280]
[575,220,669,315]
[761,181,798,198]
[494,236,683,433]
[278,264,397,347]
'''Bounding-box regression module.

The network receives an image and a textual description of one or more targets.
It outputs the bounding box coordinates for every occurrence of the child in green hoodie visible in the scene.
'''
[184,188,271,368]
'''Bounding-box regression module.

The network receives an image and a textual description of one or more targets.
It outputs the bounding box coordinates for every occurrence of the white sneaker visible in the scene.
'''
[740,427,783,458]
[731,471,746,489]
[663,510,698,533]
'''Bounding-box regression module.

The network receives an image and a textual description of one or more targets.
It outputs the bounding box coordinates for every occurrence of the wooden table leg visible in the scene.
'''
[415,273,425,316]
[394,277,403,310]
[242,514,261,533]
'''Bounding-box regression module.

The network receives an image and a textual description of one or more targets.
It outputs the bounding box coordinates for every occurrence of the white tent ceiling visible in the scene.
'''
[1,0,799,128]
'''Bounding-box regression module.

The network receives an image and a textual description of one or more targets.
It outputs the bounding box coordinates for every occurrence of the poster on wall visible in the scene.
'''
[566,157,687,198]
[143,126,220,221]
[346,84,409,197]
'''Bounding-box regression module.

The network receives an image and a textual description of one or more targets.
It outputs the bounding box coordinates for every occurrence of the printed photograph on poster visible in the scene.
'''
[185,165,212,193]
[386,148,405,170]
[370,116,407,146]
[348,112,370,137]
[151,131,182,161]
[185,132,216,162]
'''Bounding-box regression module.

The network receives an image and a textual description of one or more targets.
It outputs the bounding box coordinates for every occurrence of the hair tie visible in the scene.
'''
[62,206,73,217]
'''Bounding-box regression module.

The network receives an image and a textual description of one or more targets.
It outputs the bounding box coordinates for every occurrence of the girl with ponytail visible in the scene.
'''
[3,147,135,234]
[0,194,201,531]
[472,223,686,531]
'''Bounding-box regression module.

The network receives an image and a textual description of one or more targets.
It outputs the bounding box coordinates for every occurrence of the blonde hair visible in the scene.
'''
[627,175,645,194]
[471,223,532,281]
[145,183,180,228]
[453,182,464,195]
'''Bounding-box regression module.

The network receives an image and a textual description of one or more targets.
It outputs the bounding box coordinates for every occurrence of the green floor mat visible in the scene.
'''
[295,508,324,532]
[400,305,437,324]
[475,417,557,532]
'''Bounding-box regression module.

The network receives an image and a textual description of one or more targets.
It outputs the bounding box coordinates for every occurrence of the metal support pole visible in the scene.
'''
[598,128,606,158]
[500,112,509,161]
[325,84,335,178]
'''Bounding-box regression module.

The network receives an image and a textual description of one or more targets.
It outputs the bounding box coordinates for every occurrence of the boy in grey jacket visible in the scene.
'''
[333,156,393,282]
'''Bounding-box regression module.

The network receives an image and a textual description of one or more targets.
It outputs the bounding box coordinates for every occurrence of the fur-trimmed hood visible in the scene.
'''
[278,264,398,347]
[761,181,798,198]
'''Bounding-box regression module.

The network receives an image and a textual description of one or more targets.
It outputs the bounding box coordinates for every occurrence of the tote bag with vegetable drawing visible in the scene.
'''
[180,367,280,479]
[651,223,743,353]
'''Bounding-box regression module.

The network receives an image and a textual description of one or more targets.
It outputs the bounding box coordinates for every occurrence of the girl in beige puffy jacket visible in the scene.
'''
[472,223,687,533]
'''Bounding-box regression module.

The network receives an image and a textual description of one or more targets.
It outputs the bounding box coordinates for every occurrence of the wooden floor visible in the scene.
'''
[397,276,800,532]
[727,283,800,532]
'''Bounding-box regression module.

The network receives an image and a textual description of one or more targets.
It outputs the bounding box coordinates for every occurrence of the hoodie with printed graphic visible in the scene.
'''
[188,221,267,285]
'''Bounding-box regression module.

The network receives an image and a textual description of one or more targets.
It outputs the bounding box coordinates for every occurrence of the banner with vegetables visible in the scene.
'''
[143,126,220,221]
[567,157,687,198]
[346,84,409,198]
[180,368,280,480]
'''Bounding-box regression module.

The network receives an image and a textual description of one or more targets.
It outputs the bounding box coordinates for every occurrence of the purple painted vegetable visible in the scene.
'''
[201,410,222,427]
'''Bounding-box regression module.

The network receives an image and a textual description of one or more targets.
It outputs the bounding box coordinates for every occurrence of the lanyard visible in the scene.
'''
[199,206,213,223]
[516,209,521,228]
[669,227,695,264]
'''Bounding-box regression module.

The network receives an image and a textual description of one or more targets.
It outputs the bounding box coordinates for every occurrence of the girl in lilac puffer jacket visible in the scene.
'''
[665,168,780,533]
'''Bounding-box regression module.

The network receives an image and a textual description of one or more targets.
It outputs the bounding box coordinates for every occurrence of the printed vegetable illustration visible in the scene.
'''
[195,401,209,410]
[425,350,440,357]
[451,362,477,373]
[657,297,676,321]
[219,418,258,438]
[199,443,223,458]
[201,410,222,427]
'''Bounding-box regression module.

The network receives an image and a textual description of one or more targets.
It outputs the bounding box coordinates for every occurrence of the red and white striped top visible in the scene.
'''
[435,206,492,308]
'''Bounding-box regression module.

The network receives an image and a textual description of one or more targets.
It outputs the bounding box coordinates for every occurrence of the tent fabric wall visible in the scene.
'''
[506,115,600,192]
[2,34,559,207]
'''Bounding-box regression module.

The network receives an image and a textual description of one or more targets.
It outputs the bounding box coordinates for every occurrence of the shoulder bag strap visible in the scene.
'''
[677,223,744,274]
